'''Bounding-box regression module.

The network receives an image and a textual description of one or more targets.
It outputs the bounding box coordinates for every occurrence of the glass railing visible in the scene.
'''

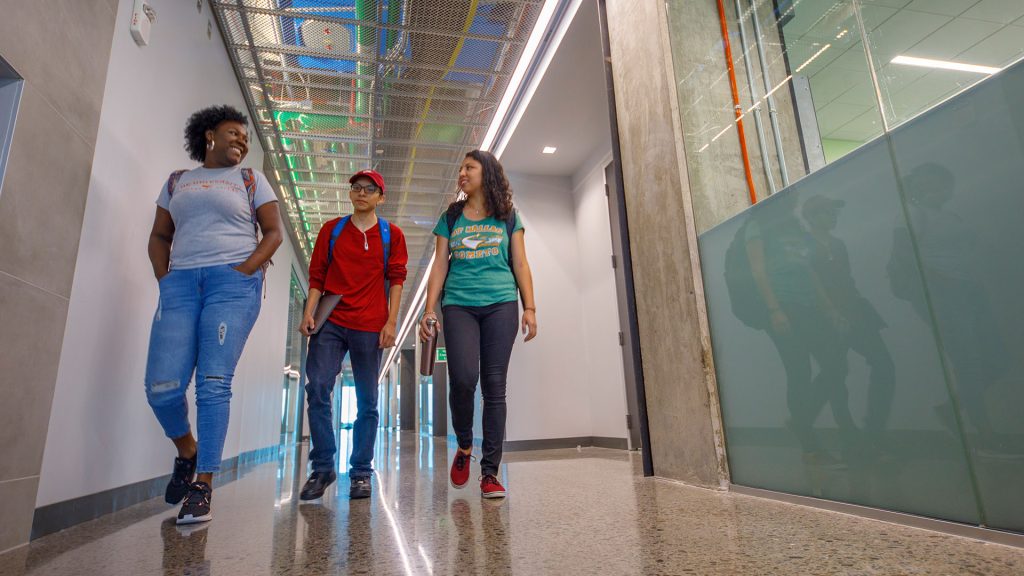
[698,58,1024,531]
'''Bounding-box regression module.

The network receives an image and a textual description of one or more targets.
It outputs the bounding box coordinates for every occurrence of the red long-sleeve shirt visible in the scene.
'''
[308,217,408,333]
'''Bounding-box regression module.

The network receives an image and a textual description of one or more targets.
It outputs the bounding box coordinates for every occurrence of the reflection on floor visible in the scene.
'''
[1,431,1022,575]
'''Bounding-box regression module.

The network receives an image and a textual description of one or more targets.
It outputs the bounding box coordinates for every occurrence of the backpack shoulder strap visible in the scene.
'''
[241,168,259,235]
[445,206,461,238]
[166,170,187,198]
[328,216,350,265]
[379,217,392,301]
[379,218,391,272]
[505,210,517,238]
[505,210,518,270]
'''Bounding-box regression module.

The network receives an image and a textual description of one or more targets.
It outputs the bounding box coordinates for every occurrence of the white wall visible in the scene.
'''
[505,173,594,441]
[570,148,629,440]
[505,166,629,443]
[36,0,301,507]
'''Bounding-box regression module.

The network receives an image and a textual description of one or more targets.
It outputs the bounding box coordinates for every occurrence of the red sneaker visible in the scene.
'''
[450,449,474,489]
[480,474,506,499]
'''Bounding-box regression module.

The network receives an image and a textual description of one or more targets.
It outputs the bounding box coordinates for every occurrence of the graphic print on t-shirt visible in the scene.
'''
[433,211,523,308]
[176,177,248,200]
[451,223,505,260]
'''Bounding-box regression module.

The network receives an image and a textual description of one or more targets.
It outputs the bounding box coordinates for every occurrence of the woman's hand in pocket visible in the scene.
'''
[232,263,257,276]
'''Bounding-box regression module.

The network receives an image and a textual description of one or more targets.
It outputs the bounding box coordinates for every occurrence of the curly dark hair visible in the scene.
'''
[184,105,249,163]
[447,150,514,221]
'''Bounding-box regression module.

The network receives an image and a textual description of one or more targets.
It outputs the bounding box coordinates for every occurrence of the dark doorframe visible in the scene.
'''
[597,0,653,476]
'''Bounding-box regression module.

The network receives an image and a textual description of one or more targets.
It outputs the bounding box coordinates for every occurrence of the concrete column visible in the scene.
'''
[0,0,118,552]
[604,0,729,488]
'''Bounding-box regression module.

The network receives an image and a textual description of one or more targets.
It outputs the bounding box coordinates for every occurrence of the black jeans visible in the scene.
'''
[443,301,519,476]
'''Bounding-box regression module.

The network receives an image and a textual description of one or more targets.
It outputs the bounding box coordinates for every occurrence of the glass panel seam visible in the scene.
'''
[885,137,989,527]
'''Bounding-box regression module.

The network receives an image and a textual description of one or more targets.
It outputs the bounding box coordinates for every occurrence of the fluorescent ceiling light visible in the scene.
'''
[891,55,1000,75]
[543,146,557,154]
[492,0,583,157]
[480,0,562,151]
[795,43,831,73]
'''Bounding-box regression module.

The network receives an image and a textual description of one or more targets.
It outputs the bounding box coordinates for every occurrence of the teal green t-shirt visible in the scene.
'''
[433,211,524,308]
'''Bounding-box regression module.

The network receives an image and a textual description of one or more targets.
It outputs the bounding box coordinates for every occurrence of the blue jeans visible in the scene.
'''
[305,321,382,477]
[144,263,262,473]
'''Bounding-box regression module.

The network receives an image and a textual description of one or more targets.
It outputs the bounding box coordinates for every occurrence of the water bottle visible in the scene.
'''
[420,318,438,376]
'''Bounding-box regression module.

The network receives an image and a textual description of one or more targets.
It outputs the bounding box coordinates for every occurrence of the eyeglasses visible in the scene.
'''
[350,183,380,195]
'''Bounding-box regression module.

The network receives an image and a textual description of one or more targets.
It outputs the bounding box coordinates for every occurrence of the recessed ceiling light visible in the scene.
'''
[891,55,1000,75]
[542,146,557,154]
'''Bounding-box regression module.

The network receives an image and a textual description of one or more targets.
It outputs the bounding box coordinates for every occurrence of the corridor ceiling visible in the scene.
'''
[210,0,544,318]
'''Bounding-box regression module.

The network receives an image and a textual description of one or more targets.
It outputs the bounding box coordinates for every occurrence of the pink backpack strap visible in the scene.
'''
[166,169,187,198]
[242,168,272,286]
[241,168,258,236]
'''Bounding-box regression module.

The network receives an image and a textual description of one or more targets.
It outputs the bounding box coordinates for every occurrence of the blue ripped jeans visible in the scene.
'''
[144,263,262,473]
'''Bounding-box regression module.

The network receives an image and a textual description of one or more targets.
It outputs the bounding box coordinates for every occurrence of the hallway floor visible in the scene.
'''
[1,432,1022,575]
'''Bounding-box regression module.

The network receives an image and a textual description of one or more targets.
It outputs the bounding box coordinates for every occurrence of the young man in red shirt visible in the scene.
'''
[298,169,408,500]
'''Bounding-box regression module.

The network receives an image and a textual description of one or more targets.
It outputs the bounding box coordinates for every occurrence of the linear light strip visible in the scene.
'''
[480,0,563,151]
[491,0,584,157]
[891,55,1000,75]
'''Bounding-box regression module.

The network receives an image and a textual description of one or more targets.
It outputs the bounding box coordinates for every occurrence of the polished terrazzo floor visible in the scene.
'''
[1,431,1022,575]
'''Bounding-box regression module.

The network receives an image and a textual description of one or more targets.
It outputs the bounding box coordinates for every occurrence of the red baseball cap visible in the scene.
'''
[349,169,385,194]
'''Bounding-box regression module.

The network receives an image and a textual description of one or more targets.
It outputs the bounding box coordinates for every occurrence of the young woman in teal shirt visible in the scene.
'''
[418,150,538,499]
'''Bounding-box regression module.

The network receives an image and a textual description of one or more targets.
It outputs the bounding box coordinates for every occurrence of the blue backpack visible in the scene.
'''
[328,215,392,300]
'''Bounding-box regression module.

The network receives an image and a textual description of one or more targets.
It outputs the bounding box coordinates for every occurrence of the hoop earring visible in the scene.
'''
[207,140,215,151]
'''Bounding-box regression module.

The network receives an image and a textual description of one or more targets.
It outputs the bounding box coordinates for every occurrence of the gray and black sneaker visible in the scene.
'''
[350,476,371,500]
[165,455,197,505]
[176,482,213,525]
[300,469,337,501]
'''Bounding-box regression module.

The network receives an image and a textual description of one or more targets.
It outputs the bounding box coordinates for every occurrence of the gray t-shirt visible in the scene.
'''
[156,166,277,270]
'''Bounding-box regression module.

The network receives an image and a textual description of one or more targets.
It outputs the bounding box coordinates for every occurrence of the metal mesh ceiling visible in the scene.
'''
[210,0,544,319]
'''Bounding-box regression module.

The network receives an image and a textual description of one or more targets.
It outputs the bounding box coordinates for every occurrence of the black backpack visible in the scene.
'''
[723,220,770,330]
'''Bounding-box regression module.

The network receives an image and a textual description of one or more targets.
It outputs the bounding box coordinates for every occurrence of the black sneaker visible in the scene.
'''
[176,482,212,525]
[165,455,197,505]
[300,469,337,501]
[350,476,371,500]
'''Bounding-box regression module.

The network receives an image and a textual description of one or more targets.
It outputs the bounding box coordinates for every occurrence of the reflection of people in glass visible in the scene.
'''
[803,196,895,448]
[742,193,854,464]
[888,164,1007,448]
